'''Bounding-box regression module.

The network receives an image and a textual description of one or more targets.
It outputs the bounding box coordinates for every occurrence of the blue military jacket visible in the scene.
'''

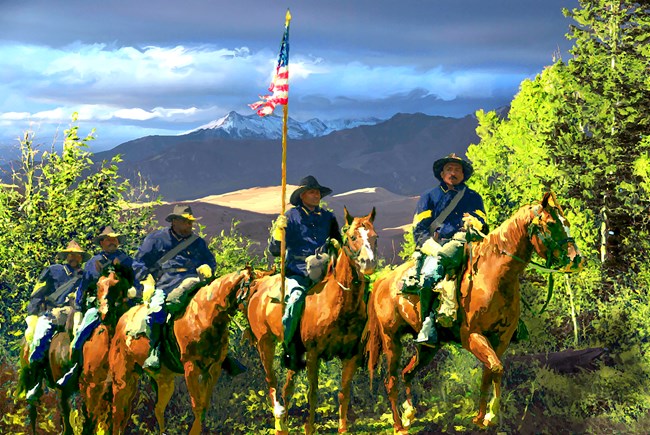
[269,204,342,278]
[413,183,486,248]
[28,263,83,315]
[75,250,135,308]
[132,228,217,294]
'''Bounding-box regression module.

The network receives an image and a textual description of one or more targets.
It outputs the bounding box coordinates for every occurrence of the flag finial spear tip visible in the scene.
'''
[285,9,292,24]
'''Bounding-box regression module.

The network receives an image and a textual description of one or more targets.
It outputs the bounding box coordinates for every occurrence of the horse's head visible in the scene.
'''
[528,192,584,272]
[96,262,134,323]
[342,207,378,275]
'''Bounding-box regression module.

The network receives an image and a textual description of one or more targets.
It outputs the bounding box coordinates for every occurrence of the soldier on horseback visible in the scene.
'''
[131,204,216,370]
[269,175,343,370]
[66,226,138,379]
[408,153,487,346]
[17,240,90,400]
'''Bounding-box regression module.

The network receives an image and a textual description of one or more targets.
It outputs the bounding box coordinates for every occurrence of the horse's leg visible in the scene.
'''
[383,335,407,434]
[81,331,110,434]
[58,387,74,435]
[467,332,503,373]
[153,370,176,434]
[466,332,505,427]
[257,334,287,434]
[110,356,140,435]
[401,345,439,430]
[304,351,320,435]
[337,354,361,434]
[184,360,220,435]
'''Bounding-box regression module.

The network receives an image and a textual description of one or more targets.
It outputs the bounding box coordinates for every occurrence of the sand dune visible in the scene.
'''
[153,185,418,263]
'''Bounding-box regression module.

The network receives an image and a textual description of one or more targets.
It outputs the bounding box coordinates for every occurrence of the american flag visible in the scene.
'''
[250,12,291,117]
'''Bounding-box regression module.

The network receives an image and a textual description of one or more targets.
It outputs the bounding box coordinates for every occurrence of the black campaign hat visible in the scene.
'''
[289,175,333,206]
[432,153,474,182]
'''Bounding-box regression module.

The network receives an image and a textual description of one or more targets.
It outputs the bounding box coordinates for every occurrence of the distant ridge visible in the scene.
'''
[93,111,481,201]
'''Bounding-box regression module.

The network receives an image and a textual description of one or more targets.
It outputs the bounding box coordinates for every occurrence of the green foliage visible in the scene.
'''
[208,220,263,276]
[0,114,159,347]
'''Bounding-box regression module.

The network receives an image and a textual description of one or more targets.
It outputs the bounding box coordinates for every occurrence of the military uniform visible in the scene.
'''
[268,176,342,370]
[133,205,217,370]
[411,154,486,345]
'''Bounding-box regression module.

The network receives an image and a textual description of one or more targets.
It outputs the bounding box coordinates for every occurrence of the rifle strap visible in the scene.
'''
[155,234,199,270]
[429,187,466,234]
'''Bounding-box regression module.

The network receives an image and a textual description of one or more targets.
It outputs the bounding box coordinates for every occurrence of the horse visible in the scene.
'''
[18,296,79,434]
[78,262,134,434]
[246,207,377,434]
[365,192,584,433]
[108,266,254,435]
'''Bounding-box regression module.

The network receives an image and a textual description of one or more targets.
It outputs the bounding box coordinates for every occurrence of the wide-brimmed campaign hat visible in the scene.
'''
[432,153,474,182]
[57,240,91,262]
[289,175,333,206]
[165,204,202,222]
[92,225,126,245]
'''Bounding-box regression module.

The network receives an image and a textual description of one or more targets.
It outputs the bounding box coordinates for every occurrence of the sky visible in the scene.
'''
[0,0,579,152]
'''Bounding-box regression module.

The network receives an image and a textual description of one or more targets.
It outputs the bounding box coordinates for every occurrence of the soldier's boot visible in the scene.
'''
[415,284,438,347]
[282,289,307,371]
[143,321,163,371]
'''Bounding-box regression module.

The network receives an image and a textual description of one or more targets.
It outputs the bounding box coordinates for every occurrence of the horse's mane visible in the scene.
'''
[475,204,535,257]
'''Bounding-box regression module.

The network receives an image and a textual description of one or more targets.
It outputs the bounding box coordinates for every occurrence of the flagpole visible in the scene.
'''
[280,9,291,313]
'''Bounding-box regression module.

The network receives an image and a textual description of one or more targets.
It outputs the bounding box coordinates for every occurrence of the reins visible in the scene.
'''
[500,205,576,315]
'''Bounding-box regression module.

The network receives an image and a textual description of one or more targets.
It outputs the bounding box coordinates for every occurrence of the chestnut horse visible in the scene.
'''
[19,299,79,435]
[366,192,583,433]
[108,267,254,435]
[78,263,134,434]
[247,207,377,434]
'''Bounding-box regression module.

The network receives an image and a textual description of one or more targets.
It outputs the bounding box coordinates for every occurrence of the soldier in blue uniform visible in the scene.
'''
[269,175,342,370]
[409,153,486,345]
[68,226,138,374]
[17,240,89,400]
[133,205,218,370]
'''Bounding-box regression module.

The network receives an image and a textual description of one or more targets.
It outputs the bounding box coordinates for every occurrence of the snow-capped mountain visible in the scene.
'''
[184,111,382,140]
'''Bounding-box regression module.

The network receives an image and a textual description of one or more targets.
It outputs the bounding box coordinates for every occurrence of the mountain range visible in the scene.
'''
[95,110,483,201]
[184,111,383,140]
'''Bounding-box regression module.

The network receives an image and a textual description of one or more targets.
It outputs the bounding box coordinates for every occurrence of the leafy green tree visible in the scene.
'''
[0,114,159,348]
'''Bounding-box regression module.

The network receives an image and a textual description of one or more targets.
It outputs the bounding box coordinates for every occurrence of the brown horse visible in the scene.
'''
[246,207,377,434]
[78,263,133,434]
[108,267,254,435]
[18,299,79,435]
[366,192,584,433]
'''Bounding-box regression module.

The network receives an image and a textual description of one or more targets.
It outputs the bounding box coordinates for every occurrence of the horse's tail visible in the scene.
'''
[364,278,383,386]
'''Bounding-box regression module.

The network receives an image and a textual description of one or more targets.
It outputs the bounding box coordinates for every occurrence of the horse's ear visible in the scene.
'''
[541,191,558,209]
[368,207,376,223]
[344,206,353,226]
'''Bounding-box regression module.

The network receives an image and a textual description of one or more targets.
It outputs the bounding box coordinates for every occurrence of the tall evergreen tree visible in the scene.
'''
[559,0,650,286]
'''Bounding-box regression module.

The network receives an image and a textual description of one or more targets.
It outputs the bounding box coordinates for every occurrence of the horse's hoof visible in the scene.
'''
[401,401,416,429]
[274,417,288,434]
[393,428,409,435]
[472,415,486,427]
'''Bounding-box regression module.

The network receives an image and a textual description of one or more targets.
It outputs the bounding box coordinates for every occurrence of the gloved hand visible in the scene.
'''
[462,213,483,232]
[329,238,341,251]
[142,274,156,303]
[196,264,213,280]
[25,314,39,342]
[127,287,137,298]
[420,237,442,257]
[271,214,288,242]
